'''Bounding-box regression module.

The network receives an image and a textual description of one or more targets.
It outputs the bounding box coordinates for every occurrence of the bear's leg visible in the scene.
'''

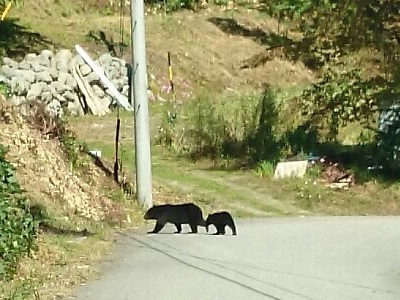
[148,221,165,233]
[229,224,237,235]
[174,223,182,233]
[216,224,226,235]
[189,222,198,233]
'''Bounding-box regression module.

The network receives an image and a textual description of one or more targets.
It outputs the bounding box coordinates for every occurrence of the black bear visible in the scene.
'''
[144,203,206,234]
[206,211,237,235]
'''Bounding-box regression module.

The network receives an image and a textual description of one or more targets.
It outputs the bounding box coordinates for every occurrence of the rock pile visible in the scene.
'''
[0,49,131,117]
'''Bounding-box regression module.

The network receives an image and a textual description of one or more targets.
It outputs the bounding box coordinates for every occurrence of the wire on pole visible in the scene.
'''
[114,0,126,183]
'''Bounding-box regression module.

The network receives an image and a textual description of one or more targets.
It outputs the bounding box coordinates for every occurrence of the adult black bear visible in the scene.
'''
[144,203,206,234]
[206,211,237,235]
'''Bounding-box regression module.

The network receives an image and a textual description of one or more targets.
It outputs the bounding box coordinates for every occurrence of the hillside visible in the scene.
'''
[1,0,400,298]
[0,94,134,298]
[4,0,315,94]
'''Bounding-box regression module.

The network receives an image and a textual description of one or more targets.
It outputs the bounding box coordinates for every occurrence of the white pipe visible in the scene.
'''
[74,44,133,111]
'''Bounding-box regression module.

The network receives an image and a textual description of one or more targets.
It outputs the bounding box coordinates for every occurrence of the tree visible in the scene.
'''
[263,0,400,141]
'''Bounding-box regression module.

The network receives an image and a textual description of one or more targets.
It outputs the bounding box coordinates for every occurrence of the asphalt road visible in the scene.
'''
[70,216,400,300]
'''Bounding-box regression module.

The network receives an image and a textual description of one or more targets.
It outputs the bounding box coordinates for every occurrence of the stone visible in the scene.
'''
[121,74,129,85]
[35,71,53,83]
[0,75,10,85]
[56,94,67,103]
[99,53,113,68]
[26,83,43,101]
[122,85,129,97]
[53,49,72,72]
[19,70,36,83]
[58,71,69,85]
[10,95,24,105]
[71,54,85,68]
[92,84,105,98]
[47,68,59,80]
[39,81,50,93]
[105,88,113,97]
[65,74,77,89]
[10,77,29,95]
[0,50,133,117]
[85,72,100,84]
[103,95,112,108]
[111,78,124,90]
[80,64,92,76]
[50,85,58,98]
[31,61,45,72]
[46,99,63,117]
[0,65,17,78]
[40,49,54,61]
[37,55,51,67]
[56,60,70,73]
[18,60,31,70]
[67,100,84,116]
[105,68,118,80]
[2,57,18,68]
[41,91,52,103]
[63,90,77,102]
[50,81,68,94]
[24,53,37,62]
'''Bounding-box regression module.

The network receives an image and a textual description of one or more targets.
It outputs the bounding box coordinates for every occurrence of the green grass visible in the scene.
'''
[81,135,286,217]
[153,159,285,213]
[69,97,400,219]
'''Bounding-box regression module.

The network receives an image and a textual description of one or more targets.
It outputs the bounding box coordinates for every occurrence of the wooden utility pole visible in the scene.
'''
[130,0,153,209]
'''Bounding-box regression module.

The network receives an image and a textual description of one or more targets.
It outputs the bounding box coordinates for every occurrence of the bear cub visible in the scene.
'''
[144,203,206,234]
[206,211,237,235]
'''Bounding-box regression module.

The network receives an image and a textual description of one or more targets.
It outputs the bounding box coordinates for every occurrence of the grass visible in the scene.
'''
[68,104,400,219]
[1,231,114,300]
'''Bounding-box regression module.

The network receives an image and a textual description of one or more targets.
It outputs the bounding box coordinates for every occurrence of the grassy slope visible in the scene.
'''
[8,0,314,91]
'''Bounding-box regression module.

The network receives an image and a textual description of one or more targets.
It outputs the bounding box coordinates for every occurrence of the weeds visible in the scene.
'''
[20,101,89,172]
[4,278,38,300]
[59,130,89,171]
[157,87,291,166]
[255,160,275,177]
[0,83,11,99]
[0,144,37,281]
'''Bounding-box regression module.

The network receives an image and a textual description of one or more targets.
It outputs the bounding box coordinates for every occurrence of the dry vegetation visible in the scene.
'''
[0,97,127,224]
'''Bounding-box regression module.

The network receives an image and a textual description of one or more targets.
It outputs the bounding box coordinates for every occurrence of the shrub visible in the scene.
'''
[0,144,37,280]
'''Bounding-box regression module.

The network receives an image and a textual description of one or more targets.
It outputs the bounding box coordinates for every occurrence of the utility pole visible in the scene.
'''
[130,0,153,209]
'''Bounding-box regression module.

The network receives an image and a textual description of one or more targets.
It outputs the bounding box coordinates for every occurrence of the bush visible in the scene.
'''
[146,0,200,12]
[0,144,37,280]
